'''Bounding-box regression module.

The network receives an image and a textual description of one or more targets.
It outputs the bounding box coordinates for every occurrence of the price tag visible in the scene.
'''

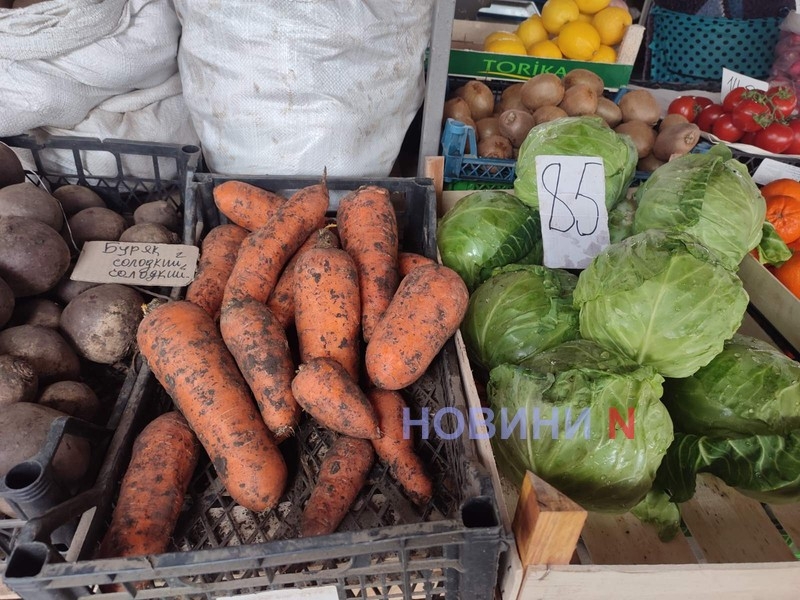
[71,241,199,287]
[752,157,800,185]
[535,155,609,270]
[721,68,768,100]
[219,586,339,600]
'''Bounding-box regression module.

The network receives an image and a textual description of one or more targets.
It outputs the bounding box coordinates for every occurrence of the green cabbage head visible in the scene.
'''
[461,264,580,372]
[633,144,766,270]
[437,191,541,291]
[488,339,673,512]
[573,229,749,378]
[513,116,637,211]
[663,334,800,437]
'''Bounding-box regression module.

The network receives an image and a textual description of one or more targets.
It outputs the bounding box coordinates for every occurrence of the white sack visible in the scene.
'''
[0,0,181,135]
[174,0,434,177]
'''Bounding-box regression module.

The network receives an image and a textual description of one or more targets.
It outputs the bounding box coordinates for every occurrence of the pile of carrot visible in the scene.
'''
[107,178,469,559]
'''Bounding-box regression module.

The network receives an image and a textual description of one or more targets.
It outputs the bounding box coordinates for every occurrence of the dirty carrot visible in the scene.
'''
[185,224,249,317]
[213,180,286,231]
[267,227,340,329]
[96,411,199,560]
[368,388,432,506]
[293,242,361,381]
[301,435,374,537]
[366,264,469,390]
[398,251,436,278]
[223,178,329,305]
[220,297,300,442]
[291,357,380,439]
[336,186,399,342]
[137,300,287,512]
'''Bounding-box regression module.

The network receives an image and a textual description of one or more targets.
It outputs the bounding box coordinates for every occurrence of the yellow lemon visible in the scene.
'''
[541,0,580,35]
[527,39,563,59]
[483,30,521,50]
[592,44,617,63]
[516,16,549,49]
[557,21,601,60]
[485,37,528,55]
[576,13,593,23]
[575,0,611,14]
[592,6,633,46]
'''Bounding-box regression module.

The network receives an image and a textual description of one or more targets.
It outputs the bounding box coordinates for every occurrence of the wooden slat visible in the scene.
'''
[423,156,444,217]
[681,475,795,563]
[513,472,587,566]
[515,563,800,600]
[769,503,800,550]
[581,512,697,565]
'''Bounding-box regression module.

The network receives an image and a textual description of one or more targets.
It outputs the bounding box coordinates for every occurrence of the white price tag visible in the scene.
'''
[535,155,609,270]
[752,157,800,185]
[71,241,199,287]
[721,68,769,100]
[219,586,339,600]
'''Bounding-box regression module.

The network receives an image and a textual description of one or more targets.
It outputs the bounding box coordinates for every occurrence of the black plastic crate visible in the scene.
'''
[0,135,201,563]
[2,175,507,600]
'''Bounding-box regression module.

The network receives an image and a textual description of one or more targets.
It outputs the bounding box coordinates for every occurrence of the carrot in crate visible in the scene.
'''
[398,251,436,278]
[213,180,286,231]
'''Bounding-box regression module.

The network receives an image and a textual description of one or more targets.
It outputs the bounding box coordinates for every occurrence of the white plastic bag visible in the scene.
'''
[174,0,434,176]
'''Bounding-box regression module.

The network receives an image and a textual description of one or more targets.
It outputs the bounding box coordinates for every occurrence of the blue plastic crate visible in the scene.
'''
[441,118,517,184]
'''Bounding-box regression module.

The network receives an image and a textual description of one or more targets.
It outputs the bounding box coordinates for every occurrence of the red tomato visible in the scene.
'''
[784,118,800,154]
[695,104,727,132]
[732,98,774,132]
[740,130,759,146]
[722,86,749,112]
[693,96,714,109]
[712,113,744,142]
[667,96,703,122]
[754,121,794,153]
[768,85,798,119]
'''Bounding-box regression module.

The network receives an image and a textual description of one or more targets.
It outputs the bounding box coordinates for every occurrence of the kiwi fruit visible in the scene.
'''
[498,109,536,147]
[559,84,598,116]
[594,97,623,128]
[496,83,527,114]
[476,117,501,141]
[460,81,495,121]
[532,105,568,126]
[638,153,666,173]
[652,123,701,161]
[478,135,513,160]
[443,97,472,124]
[614,120,656,159]
[563,69,605,96]
[618,89,661,126]
[658,113,689,132]
[520,73,565,112]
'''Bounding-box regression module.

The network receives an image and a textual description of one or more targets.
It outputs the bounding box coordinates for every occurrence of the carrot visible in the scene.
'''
[96,411,199,560]
[137,300,287,512]
[220,298,300,442]
[267,227,340,329]
[398,252,436,278]
[185,224,249,317]
[336,186,399,342]
[223,179,329,305]
[213,180,286,231]
[301,435,374,537]
[291,357,380,439]
[293,242,361,381]
[365,264,469,390]
[368,389,432,506]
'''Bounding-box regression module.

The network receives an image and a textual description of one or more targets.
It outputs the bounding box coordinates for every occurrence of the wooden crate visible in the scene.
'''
[454,313,800,600]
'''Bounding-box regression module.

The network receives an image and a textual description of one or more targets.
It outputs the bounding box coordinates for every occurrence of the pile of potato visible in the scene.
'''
[0,144,182,518]
[442,70,701,171]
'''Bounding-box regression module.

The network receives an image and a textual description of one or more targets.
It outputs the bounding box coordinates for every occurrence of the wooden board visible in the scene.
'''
[581,512,697,565]
[515,563,800,600]
[769,503,800,550]
[680,475,796,563]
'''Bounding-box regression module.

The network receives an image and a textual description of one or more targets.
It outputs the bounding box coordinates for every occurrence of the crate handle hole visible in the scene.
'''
[182,145,200,154]
[5,461,43,490]
[5,542,51,578]
[461,496,498,528]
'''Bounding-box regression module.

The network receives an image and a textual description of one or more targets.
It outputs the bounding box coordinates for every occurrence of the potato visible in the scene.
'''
[133,200,181,233]
[0,403,91,490]
[0,216,71,297]
[9,297,62,328]
[0,325,80,383]
[38,381,101,423]
[119,223,179,244]
[0,143,25,189]
[52,185,106,217]
[0,354,38,406]
[0,182,63,231]
[66,207,128,249]
[0,275,13,328]
[60,284,144,365]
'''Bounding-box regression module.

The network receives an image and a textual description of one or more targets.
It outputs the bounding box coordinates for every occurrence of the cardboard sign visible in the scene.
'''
[219,586,339,600]
[752,157,800,185]
[535,155,609,270]
[71,241,199,287]
[721,68,768,100]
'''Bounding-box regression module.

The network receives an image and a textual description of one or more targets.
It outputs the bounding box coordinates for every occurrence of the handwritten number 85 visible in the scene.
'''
[540,161,602,236]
